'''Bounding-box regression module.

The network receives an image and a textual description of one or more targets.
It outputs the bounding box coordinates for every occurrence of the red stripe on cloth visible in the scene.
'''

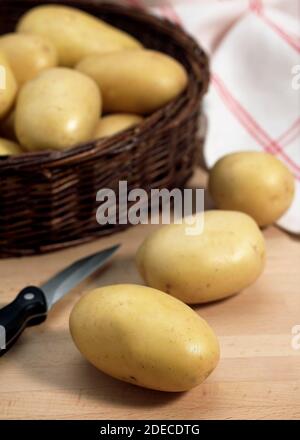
[165,4,182,26]
[249,0,263,13]
[212,74,277,154]
[157,5,182,26]
[256,10,300,53]
[212,73,300,179]
[267,140,300,176]
[276,118,300,147]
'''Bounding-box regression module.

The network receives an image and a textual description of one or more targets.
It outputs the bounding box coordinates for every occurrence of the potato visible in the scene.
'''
[0,137,22,156]
[15,67,101,151]
[93,114,143,139]
[0,109,16,140]
[0,51,17,119]
[69,284,220,392]
[136,211,266,304]
[17,5,142,67]
[208,152,295,226]
[76,50,188,114]
[0,33,57,86]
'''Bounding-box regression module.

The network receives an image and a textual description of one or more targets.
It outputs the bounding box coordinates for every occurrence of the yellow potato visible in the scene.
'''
[17,4,142,67]
[0,109,16,140]
[208,151,295,226]
[93,114,143,139]
[0,137,22,156]
[15,67,101,151]
[0,33,57,86]
[136,211,266,304]
[76,50,188,114]
[0,51,17,119]
[69,284,220,392]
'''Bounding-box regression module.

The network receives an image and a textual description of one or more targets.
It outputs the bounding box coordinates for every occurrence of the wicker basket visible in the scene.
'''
[0,0,209,257]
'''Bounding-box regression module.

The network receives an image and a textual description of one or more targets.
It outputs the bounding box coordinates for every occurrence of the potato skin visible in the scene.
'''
[208,151,295,227]
[93,114,143,139]
[0,33,57,86]
[136,211,266,304]
[15,67,101,151]
[69,284,220,392]
[76,50,188,114]
[17,5,142,67]
[0,51,17,119]
[0,137,22,156]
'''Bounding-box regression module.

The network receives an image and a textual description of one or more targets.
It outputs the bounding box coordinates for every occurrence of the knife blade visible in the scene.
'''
[42,244,120,309]
[0,244,120,356]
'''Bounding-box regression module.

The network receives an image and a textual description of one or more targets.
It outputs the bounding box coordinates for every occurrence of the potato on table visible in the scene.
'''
[70,284,220,392]
[136,210,266,304]
[208,151,295,226]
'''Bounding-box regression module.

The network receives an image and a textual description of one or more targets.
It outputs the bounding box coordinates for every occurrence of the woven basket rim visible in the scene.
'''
[0,0,209,171]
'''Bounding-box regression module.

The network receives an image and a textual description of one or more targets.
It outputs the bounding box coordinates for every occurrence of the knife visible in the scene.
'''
[0,244,120,356]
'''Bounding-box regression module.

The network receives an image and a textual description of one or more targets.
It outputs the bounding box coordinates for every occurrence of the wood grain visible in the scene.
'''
[0,169,299,420]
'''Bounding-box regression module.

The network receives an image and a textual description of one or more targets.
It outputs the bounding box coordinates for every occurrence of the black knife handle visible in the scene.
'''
[0,286,47,357]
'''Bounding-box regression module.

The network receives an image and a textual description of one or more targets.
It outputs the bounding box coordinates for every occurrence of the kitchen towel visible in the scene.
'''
[124,0,300,234]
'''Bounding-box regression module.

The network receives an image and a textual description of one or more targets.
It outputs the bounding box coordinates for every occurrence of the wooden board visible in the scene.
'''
[0,169,299,420]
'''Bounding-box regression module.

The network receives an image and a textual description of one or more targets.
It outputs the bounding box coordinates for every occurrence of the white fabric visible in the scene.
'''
[125,0,300,232]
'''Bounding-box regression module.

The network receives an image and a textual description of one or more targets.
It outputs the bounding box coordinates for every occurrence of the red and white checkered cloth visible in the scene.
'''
[124,0,300,233]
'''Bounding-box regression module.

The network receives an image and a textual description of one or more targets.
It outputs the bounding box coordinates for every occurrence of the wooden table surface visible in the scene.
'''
[0,169,299,420]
